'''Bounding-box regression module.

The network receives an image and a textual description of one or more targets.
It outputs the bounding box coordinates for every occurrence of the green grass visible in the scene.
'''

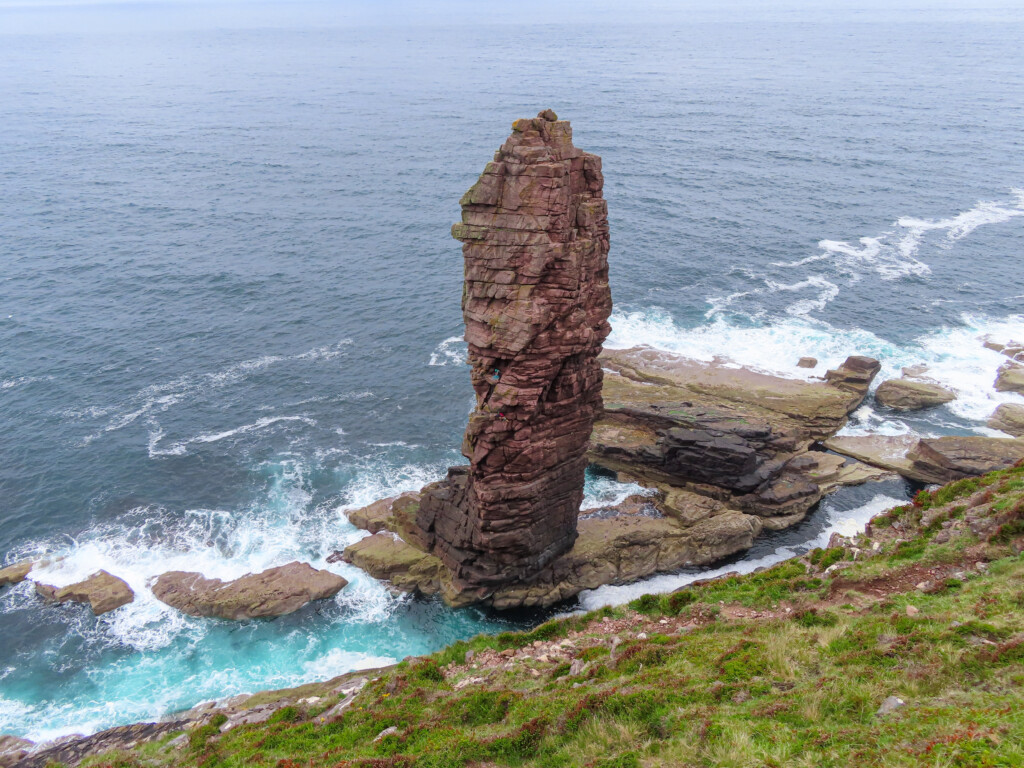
[79,463,1024,768]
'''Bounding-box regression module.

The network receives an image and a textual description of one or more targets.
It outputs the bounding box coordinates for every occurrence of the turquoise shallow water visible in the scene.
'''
[2,2,1024,740]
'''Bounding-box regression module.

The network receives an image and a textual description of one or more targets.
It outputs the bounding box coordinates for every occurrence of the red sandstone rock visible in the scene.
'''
[410,112,613,590]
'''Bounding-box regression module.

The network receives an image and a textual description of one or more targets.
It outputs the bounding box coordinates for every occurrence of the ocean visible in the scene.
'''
[2,1,1023,741]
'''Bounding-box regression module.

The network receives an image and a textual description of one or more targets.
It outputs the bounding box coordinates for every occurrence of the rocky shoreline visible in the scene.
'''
[5,459,1023,767]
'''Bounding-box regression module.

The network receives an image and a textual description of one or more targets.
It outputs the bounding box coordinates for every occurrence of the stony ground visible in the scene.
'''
[19,463,1024,768]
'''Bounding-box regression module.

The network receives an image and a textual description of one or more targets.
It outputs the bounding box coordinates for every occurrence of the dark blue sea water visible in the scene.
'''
[2,2,1023,740]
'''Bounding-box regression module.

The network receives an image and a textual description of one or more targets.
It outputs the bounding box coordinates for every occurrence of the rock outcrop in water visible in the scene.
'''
[874,377,956,411]
[35,570,134,616]
[403,110,612,593]
[589,348,884,527]
[151,562,347,620]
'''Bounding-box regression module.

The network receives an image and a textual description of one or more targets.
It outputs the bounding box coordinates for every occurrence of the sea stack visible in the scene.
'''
[410,110,612,593]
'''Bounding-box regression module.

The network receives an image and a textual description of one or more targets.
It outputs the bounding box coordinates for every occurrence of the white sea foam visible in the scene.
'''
[147,415,317,457]
[763,276,841,316]
[67,340,351,445]
[575,493,903,610]
[791,190,1024,285]
[607,307,1024,425]
[581,475,656,510]
[0,375,50,391]
[300,648,397,679]
[428,336,468,366]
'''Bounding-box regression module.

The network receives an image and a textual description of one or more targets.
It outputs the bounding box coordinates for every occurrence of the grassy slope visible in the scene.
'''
[82,465,1024,768]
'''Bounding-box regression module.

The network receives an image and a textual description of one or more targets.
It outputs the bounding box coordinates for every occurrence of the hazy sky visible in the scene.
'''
[1,0,1023,34]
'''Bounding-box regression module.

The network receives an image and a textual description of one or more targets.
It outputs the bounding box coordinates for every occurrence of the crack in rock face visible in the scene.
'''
[411,111,613,591]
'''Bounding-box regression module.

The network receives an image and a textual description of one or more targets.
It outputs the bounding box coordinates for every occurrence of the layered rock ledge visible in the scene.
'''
[826,434,1024,485]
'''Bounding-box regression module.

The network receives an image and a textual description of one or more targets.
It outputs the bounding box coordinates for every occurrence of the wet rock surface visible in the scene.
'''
[35,570,134,615]
[151,561,347,620]
[0,561,32,588]
[874,377,956,410]
[410,112,612,592]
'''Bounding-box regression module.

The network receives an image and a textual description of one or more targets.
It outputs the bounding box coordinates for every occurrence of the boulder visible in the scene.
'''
[875,378,955,410]
[905,436,1024,484]
[823,355,882,400]
[995,363,1024,394]
[797,357,817,368]
[988,403,1024,437]
[411,112,613,593]
[0,560,33,588]
[151,562,347,620]
[35,570,134,615]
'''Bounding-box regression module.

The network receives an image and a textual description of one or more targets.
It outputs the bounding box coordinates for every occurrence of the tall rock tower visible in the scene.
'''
[410,110,612,593]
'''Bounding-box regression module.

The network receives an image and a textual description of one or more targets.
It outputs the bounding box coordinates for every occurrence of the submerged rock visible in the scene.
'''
[0,560,33,588]
[875,378,955,411]
[409,111,613,592]
[988,403,1024,437]
[151,562,347,620]
[35,570,134,615]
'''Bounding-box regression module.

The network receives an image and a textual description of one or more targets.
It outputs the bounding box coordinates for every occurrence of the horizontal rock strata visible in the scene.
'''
[151,562,347,620]
[35,570,134,615]
[589,347,882,524]
[409,111,613,592]
[339,346,890,609]
[343,495,763,609]
[827,434,1024,485]
[905,436,1024,484]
